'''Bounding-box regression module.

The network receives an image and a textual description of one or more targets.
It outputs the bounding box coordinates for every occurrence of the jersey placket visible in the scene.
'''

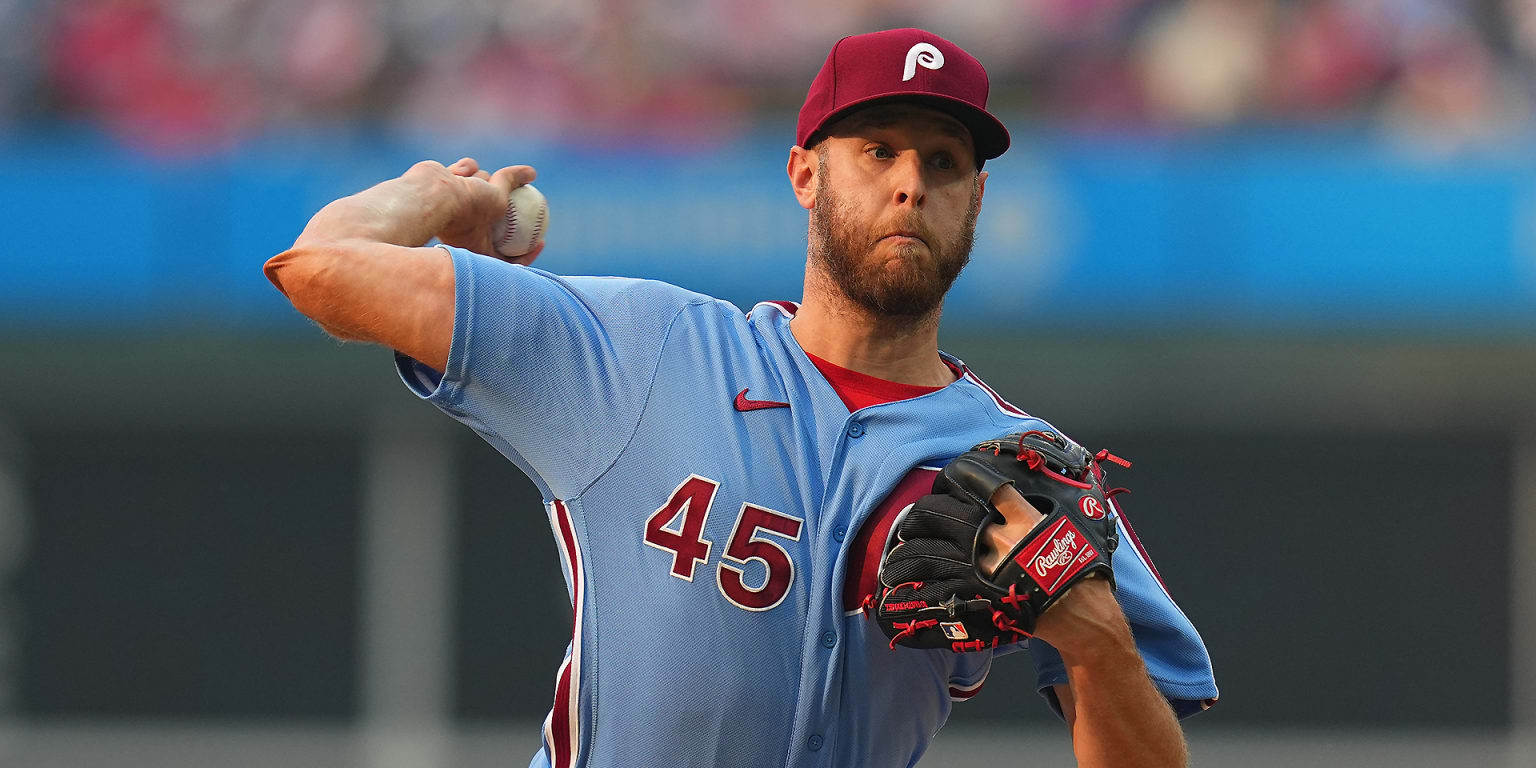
[793,400,915,766]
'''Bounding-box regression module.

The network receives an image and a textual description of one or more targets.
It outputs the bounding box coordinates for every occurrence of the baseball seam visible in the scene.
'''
[498,205,520,249]
[527,205,546,249]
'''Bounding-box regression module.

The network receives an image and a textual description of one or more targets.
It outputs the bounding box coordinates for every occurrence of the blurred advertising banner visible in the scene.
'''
[4,127,1535,334]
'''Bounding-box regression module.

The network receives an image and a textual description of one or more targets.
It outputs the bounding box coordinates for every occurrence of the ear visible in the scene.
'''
[976,169,987,213]
[787,145,818,211]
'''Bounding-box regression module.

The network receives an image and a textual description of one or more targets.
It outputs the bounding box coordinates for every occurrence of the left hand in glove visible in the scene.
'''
[867,430,1130,652]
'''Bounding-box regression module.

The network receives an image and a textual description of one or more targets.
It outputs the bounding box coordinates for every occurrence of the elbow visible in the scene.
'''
[263,248,301,298]
[264,244,336,321]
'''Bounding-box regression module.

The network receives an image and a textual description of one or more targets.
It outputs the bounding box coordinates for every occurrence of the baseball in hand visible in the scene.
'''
[490,183,549,260]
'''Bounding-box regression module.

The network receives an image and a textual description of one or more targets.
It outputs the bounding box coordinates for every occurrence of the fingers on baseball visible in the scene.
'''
[488,164,537,193]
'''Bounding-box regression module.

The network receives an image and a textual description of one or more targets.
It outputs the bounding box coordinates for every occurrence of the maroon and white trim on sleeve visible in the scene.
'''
[544,500,586,768]
[948,677,987,702]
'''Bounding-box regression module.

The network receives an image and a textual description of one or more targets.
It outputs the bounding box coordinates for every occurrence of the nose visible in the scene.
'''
[891,151,927,209]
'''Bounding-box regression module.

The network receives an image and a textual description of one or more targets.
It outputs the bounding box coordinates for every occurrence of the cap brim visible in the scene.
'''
[804,91,1010,164]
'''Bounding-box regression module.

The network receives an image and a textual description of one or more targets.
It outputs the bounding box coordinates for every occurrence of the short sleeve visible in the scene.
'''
[1020,499,1220,720]
[395,245,703,500]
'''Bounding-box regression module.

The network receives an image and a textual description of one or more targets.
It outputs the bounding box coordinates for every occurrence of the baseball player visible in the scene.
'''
[265,28,1216,768]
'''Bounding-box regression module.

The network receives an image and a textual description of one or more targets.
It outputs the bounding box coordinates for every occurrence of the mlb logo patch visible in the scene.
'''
[941,622,969,640]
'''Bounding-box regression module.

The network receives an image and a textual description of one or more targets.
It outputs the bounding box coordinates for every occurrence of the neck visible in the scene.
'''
[790,266,953,387]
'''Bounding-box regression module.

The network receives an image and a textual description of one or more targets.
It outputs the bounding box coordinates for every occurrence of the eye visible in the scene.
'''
[870,145,895,160]
[932,152,956,171]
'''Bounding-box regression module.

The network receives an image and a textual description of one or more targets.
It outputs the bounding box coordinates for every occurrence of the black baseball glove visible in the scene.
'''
[867,430,1128,652]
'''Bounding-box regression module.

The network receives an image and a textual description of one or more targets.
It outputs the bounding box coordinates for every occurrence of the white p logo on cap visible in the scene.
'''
[902,42,944,82]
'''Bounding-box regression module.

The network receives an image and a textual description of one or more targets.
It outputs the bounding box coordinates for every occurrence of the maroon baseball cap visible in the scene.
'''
[797,28,1010,167]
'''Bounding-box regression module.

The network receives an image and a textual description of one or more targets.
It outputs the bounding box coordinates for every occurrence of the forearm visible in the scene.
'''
[1058,635,1186,768]
[294,174,456,250]
[264,240,453,366]
[1042,580,1186,768]
[263,158,526,374]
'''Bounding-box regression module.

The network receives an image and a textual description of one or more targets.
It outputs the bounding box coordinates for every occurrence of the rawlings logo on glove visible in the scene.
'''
[865,430,1127,652]
[1020,520,1096,591]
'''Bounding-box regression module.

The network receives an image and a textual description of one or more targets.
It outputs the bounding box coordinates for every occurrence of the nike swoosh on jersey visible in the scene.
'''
[734,388,790,411]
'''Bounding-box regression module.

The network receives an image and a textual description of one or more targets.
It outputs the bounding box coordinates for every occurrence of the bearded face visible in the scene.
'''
[808,153,981,319]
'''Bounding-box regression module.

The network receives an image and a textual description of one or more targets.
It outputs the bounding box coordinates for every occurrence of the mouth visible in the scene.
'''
[880,230,928,246]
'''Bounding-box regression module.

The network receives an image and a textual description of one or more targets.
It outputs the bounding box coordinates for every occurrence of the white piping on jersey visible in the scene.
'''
[961,369,1031,419]
[1108,496,1179,606]
[544,501,586,768]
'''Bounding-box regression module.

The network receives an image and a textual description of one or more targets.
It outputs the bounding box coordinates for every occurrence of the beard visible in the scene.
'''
[808,158,980,319]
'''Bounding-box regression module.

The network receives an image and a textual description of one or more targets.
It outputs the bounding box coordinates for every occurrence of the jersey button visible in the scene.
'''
[821,631,837,648]
[832,526,846,542]
[807,734,824,752]
[846,422,865,438]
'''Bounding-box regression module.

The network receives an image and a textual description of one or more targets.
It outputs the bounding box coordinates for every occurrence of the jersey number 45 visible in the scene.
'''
[643,474,803,612]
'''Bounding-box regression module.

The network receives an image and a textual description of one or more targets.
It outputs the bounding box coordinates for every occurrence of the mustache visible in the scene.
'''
[869,216,938,246]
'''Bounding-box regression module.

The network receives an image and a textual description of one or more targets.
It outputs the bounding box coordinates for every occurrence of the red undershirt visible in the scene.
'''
[805,351,963,411]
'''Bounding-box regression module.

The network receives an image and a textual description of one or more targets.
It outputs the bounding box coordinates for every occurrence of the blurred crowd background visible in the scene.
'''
[12,0,1536,152]
[3,2,1536,767]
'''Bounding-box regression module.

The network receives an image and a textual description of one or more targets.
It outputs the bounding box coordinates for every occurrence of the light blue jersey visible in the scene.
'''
[397,245,1218,768]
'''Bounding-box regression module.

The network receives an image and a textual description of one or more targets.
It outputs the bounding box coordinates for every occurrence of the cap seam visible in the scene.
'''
[830,35,849,115]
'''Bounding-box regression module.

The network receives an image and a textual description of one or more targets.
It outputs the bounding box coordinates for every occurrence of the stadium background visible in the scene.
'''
[2,0,1535,766]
